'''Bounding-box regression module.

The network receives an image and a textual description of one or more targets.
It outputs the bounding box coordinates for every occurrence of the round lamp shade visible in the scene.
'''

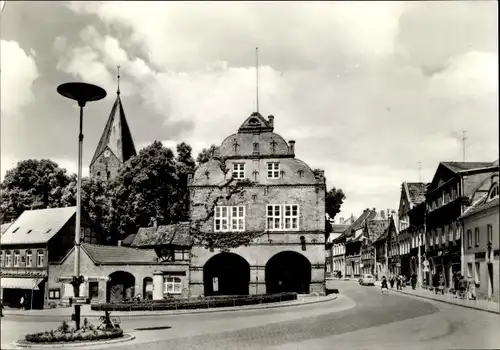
[57,82,107,104]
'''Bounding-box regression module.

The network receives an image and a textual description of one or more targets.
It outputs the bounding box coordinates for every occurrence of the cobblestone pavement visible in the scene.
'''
[2,282,499,349]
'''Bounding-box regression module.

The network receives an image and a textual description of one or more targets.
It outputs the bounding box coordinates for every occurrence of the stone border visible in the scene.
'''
[4,294,337,318]
[12,333,135,348]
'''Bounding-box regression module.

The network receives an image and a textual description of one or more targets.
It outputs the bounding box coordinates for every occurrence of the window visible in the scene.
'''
[164,276,182,294]
[49,289,60,299]
[448,225,453,242]
[89,282,99,298]
[253,142,259,153]
[474,262,480,285]
[267,204,282,230]
[232,163,245,179]
[13,251,20,267]
[267,162,280,179]
[37,251,44,267]
[467,230,472,248]
[474,228,480,247]
[214,206,245,232]
[284,205,299,230]
[488,225,493,244]
[5,251,12,267]
[26,250,33,267]
[0,251,3,267]
[488,184,498,201]
[267,204,300,231]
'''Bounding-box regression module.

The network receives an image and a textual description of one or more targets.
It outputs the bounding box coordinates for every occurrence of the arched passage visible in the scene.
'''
[203,253,250,296]
[143,277,153,300]
[266,251,311,294]
[107,271,135,303]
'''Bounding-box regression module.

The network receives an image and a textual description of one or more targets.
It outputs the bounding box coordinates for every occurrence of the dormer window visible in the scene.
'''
[248,118,259,125]
[487,183,498,201]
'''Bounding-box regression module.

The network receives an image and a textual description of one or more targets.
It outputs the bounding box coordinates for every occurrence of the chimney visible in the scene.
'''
[340,217,344,224]
[288,140,295,156]
[372,208,376,212]
[268,115,274,127]
[117,240,122,247]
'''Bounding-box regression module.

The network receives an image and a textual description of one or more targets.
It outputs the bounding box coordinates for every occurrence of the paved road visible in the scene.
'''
[2,282,499,349]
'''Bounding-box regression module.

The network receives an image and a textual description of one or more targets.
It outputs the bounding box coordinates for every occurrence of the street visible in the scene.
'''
[2,281,499,349]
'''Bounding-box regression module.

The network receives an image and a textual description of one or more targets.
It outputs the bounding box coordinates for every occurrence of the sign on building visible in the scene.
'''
[212,277,219,292]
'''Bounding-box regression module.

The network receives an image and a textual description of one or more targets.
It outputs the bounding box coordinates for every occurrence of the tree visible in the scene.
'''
[112,141,180,240]
[0,159,72,223]
[196,145,219,165]
[325,187,346,233]
[175,142,196,220]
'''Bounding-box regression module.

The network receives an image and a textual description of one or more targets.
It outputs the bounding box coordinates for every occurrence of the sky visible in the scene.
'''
[1,1,498,221]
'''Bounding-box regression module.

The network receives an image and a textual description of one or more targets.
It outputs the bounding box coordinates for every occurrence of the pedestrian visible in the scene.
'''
[458,276,467,299]
[390,276,395,289]
[432,274,439,294]
[381,276,389,294]
[411,274,417,290]
[439,274,445,295]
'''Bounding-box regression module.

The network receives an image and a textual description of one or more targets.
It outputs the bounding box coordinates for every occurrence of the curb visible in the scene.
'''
[393,289,500,315]
[3,295,338,319]
[11,334,135,349]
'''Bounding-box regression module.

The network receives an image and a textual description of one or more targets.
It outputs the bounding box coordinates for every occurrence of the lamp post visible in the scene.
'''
[57,82,106,329]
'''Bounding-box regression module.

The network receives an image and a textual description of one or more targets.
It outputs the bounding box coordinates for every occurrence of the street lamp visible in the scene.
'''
[57,82,106,329]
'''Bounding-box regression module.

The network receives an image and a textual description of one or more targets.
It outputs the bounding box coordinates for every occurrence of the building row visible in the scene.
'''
[327,161,499,302]
[1,87,326,309]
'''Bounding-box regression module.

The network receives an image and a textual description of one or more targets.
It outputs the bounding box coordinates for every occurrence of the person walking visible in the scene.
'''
[438,274,445,295]
[390,276,395,289]
[411,274,417,290]
[381,276,389,294]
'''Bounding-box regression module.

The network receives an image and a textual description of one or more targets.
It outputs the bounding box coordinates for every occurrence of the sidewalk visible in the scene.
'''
[2,294,337,318]
[374,281,499,314]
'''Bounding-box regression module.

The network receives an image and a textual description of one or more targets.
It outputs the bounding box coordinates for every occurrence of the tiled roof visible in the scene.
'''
[366,219,389,242]
[90,94,137,166]
[345,209,377,237]
[132,222,192,247]
[406,182,428,205]
[121,233,136,246]
[461,196,499,219]
[81,243,158,265]
[331,224,350,233]
[442,162,493,173]
[1,222,13,234]
[1,207,76,245]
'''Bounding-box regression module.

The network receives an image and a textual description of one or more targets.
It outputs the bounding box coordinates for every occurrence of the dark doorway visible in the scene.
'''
[265,251,311,294]
[107,271,135,302]
[203,253,250,296]
[488,263,494,297]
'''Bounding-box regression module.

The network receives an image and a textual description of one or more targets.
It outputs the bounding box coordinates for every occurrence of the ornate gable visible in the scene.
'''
[238,112,274,134]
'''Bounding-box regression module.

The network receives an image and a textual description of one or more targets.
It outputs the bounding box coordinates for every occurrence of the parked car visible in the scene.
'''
[359,274,375,286]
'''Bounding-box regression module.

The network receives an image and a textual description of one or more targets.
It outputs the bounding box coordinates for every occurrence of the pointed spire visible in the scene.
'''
[117,65,121,95]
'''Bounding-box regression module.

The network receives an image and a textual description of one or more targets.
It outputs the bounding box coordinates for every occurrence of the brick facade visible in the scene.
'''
[188,112,326,296]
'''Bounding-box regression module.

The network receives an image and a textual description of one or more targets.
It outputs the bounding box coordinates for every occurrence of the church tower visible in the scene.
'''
[90,67,137,181]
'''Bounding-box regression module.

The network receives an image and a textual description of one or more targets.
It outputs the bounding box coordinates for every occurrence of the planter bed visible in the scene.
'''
[91,292,297,311]
[25,328,123,344]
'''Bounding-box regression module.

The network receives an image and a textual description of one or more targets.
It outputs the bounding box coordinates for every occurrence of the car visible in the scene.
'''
[359,274,375,286]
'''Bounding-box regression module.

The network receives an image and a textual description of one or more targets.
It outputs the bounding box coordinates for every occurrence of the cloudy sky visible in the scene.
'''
[1,1,498,220]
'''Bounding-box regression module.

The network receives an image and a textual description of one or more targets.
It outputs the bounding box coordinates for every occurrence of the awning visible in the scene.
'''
[1,277,41,290]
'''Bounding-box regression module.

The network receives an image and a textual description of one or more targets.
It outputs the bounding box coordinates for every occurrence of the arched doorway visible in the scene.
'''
[266,251,311,294]
[143,277,153,300]
[203,253,250,296]
[107,271,135,302]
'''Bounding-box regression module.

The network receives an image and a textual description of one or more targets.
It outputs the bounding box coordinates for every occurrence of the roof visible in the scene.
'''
[442,162,493,173]
[1,207,76,245]
[238,112,274,133]
[121,233,136,246]
[461,196,499,219]
[331,224,350,233]
[406,182,428,205]
[81,243,158,265]
[1,222,13,234]
[345,209,378,237]
[131,222,192,247]
[366,219,389,242]
[90,94,137,166]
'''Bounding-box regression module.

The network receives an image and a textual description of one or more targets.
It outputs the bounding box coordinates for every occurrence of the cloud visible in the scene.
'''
[3,1,497,220]
[0,40,39,115]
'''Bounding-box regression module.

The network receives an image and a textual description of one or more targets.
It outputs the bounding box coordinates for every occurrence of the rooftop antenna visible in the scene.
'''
[418,161,422,183]
[117,65,121,95]
[255,47,259,113]
[462,131,467,162]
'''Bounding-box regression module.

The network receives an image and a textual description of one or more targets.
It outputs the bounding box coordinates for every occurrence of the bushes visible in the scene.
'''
[91,292,297,312]
[25,319,123,344]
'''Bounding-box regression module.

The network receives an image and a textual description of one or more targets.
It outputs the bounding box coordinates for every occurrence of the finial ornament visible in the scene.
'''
[117,65,121,95]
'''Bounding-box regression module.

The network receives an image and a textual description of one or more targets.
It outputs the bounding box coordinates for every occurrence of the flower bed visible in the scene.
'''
[91,292,297,311]
[25,320,123,344]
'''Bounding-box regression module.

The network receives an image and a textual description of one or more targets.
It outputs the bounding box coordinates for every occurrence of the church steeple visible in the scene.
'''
[89,67,137,181]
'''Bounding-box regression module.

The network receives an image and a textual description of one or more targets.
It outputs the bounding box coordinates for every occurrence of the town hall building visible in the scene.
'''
[188,112,327,297]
